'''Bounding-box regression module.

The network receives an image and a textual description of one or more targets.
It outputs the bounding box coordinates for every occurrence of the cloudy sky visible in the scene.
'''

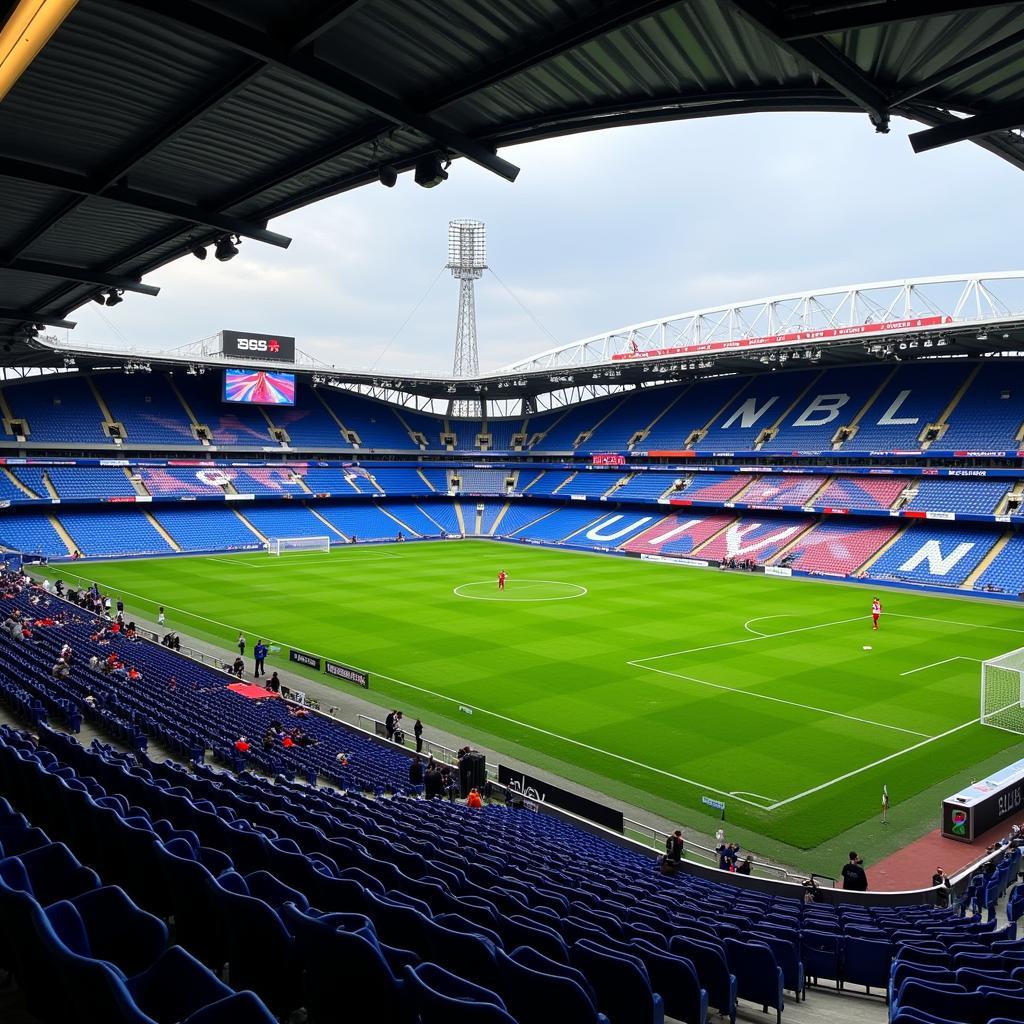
[69,111,1023,373]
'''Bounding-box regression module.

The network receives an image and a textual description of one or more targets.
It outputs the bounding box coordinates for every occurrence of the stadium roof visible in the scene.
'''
[1,0,1024,362]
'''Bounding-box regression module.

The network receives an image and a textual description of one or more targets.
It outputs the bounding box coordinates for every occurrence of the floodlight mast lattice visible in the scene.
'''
[447,219,486,417]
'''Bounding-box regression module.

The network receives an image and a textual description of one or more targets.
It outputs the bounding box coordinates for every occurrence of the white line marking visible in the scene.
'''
[765,716,980,810]
[453,579,587,602]
[900,656,982,677]
[630,662,932,738]
[632,616,866,663]
[888,612,1024,635]
[743,614,794,636]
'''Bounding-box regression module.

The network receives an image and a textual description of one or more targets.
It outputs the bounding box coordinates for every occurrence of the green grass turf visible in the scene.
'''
[44,540,1024,855]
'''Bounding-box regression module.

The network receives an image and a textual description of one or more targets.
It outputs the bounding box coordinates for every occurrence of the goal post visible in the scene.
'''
[980,645,1024,734]
[266,536,331,556]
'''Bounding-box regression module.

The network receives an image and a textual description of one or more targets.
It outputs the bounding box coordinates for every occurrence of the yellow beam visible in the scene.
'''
[0,0,77,104]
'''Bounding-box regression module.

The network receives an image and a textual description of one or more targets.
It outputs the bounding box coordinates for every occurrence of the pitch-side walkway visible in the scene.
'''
[870,808,1024,891]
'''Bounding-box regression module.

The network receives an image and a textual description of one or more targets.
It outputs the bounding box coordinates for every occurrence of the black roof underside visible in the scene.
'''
[2,0,1024,361]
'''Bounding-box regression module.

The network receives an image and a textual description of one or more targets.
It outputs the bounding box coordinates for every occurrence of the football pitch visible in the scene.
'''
[43,540,1024,853]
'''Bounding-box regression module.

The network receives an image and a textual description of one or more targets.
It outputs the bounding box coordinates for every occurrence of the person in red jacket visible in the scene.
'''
[466,788,482,809]
[234,736,250,754]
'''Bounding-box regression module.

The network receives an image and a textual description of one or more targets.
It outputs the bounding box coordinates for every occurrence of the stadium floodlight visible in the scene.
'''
[266,536,331,556]
[378,164,398,188]
[104,289,124,306]
[447,219,487,415]
[191,244,207,260]
[415,153,449,188]
[215,234,240,261]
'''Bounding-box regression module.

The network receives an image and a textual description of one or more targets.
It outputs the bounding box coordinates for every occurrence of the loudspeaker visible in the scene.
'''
[459,751,487,794]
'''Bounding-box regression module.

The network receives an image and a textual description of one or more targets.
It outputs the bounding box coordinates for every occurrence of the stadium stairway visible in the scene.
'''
[45,516,77,557]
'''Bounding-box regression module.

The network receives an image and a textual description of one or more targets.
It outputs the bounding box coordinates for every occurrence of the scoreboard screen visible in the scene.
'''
[223,369,296,406]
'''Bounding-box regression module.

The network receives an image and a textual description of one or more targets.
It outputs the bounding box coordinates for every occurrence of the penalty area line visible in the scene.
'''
[765,715,980,810]
[629,662,932,738]
[900,656,982,677]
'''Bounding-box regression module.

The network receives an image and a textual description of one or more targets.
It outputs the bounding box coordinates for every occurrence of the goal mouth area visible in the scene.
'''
[265,536,332,556]
[980,644,1024,734]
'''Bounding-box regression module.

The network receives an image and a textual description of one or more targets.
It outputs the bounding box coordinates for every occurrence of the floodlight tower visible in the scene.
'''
[447,219,486,417]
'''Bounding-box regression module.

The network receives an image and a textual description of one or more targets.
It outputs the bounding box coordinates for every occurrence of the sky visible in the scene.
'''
[67,111,1024,374]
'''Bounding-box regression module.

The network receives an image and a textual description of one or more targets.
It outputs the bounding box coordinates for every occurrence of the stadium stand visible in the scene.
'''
[137,467,229,497]
[316,390,411,450]
[584,389,673,449]
[380,503,445,537]
[487,418,521,450]
[622,512,738,557]
[494,501,558,537]
[640,379,735,450]
[418,468,450,493]
[155,508,262,551]
[739,475,830,507]
[451,419,482,451]
[558,471,624,498]
[530,403,606,451]
[455,468,509,493]
[477,501,507,535]
[762,366,889,451]
[58,510,175,558]
[11,467,53,498]
[232,467,309,496]
[0,513,71,558]
[238,506,341,542]
[303,466,370,494]
[418,502,462,535]
[0,471,27,502]
[42,467,137,500]
[510,506,604,543]
[696,516,813,564]
[904,478,1011,515]
[2,377,109,446]
[314,503,417,540]
[848,363,964,450]
[813,475,908,511]
[526,470,576,496]
[266,401,347,448]
[864,526,999,587]
[973,533,1024,594]
[98,374,202,447]
[775,521,901,576]
[366,467,434,494]
[397,409,446,449]
[703,370,820,449]
[612,471,678,501]
[940,362,1024,449]
[674,474,754,503]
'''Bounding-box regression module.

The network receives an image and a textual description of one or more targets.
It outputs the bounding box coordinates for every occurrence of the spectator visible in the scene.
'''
[83,694,97,709]
[736,856,753,876]
[281,734,294,749]
[335,752,348,768]
[802,877,820,903]
[237,634,246,656]
[253,640,268,678]
[60,642,72,662]
[424,765,442,799]
[414,718,423,753]
[409,756,424,788]
[157,606,165,625]
[665,830,685,862]
[466,788,482,809]
[51,660,69,680]
[87,654,99,671]
[231,656,245,679]
[842,851,868,891]
[262,730,276,752]
[931,867,951,907]
[234,736,250,754]
[385,709,398,741]
[716,843,731,871]
[266,671,281,693]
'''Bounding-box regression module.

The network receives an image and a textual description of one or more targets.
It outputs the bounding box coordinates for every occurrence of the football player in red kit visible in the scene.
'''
[871,597,882,631]
[498,570,507,591]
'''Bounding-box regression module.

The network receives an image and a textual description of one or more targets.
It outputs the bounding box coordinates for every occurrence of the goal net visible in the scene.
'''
[981,645,1024,734]
[266,536,331,556]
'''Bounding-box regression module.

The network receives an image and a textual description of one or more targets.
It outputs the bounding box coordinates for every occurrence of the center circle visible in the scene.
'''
[453,579,588,602]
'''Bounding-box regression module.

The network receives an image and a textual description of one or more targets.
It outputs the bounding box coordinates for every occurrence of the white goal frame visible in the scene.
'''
[266,536,331,556]
[980,644,1024,735]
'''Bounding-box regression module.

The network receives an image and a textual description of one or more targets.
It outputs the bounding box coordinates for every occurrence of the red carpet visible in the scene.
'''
[227,683,279,700]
